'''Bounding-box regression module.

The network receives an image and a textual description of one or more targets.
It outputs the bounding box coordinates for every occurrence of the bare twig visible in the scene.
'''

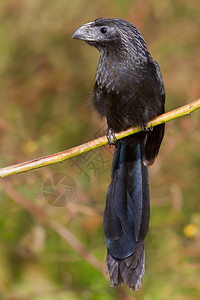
[0,98,199,178]
[3,180,105,274]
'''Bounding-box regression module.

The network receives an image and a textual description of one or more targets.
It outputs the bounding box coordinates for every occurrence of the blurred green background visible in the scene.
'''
[0,0,200,299]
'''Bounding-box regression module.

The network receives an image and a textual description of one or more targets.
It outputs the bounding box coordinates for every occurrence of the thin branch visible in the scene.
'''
[3,180,105,274]
[0,98,200,178]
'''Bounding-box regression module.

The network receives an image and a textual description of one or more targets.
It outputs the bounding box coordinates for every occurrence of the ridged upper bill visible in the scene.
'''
[72,22,95,41]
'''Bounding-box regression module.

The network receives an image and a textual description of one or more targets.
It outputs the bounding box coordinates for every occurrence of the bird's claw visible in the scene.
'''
[106,127,117,147]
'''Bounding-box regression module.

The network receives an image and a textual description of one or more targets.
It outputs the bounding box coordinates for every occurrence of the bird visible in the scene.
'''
[72,18,165,291]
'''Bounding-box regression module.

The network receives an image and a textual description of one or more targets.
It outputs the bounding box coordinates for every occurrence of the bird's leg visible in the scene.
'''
[106,126,117,147]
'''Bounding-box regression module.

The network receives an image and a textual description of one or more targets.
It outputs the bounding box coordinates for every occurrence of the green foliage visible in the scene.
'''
[0,0,200,299]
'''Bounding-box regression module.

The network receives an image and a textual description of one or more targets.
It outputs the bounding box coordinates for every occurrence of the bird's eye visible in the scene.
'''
[100,27,107,34]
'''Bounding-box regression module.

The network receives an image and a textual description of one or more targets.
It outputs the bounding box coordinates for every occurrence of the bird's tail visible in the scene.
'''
[104,134,150,290]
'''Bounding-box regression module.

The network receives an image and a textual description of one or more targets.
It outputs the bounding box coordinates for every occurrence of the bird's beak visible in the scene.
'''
[72,21,95,41]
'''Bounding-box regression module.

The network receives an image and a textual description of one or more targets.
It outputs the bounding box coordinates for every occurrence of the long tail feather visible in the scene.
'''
[104,135,150,289]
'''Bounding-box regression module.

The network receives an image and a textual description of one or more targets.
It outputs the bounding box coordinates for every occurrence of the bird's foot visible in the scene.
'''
[106,127,117,147]
[141,123,153,132]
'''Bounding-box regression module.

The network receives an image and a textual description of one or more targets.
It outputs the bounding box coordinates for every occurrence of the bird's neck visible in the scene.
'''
[96,51,137,93]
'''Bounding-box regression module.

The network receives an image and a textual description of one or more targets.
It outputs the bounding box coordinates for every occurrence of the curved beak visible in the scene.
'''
[72,21,95,41]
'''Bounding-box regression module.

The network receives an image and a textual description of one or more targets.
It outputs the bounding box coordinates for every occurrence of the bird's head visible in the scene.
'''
[72,18,147,56]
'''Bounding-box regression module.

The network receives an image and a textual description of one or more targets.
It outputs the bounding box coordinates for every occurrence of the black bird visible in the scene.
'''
[72,18,165,290]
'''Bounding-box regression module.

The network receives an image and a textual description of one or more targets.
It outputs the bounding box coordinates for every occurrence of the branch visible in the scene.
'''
[3,180,105,274]
[0,98,199,178]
